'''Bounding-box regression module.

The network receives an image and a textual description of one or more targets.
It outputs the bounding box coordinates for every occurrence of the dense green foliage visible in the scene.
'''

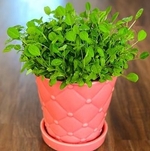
[3,2,149,89]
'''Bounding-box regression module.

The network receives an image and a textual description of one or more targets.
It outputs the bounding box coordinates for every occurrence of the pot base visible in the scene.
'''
[40,119,108,151]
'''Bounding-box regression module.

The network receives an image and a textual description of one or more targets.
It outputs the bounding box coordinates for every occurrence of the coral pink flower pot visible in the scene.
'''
[36,77,117,151]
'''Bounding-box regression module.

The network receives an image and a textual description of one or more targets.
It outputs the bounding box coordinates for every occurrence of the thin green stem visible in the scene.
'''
[128,20,136,29]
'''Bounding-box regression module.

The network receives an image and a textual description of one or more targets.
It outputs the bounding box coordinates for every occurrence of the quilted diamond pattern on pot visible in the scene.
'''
[46,123,67,137]
[74,127,93,139]
[36,77,117,144]
[92,83,113,108]
[88,113,105,129]
[74,104,98,123]
[44,100,67,120]
[56,89,85,112]
[58,117,82,132]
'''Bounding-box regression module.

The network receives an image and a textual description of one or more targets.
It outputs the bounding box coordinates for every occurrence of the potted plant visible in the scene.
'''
[3,2,149,151]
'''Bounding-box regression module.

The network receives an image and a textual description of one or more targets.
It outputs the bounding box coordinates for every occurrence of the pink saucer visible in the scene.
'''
[40,119,108,151]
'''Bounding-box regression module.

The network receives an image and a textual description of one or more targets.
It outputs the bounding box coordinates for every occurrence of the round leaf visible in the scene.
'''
[44,6,51,15]
[7,27,20,39]
[65,31,76,41]
[66,2,74,12]
[140,51,149,59]
[51,59,63,66]
[28,45,40,56]
[79,31,88,41]
[138,30,147,41]
[79,24,90,30]
[55,6,65,16]
[48,32,57,41]
[97,47,104,57]
[126,73,139,82]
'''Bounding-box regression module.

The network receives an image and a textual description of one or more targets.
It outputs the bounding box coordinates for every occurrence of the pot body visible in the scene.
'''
[36,77,116,144]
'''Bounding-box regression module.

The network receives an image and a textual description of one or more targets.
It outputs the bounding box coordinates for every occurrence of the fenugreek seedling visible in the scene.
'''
[3,2,149,89]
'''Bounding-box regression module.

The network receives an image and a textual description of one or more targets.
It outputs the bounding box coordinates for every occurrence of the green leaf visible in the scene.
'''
[26,20,35,27]
[47,67,55,72]
[14,25,24,30]
[79,31,88,41]
[138,30,147,41]
[105,6,112,16]
[7,27,20,39]
[89,72,97,80]
[28,45,40,56]
[27,27,37,34]
[65,31,76,41]
[97,47,104,57]
[57,34,64,43]
[55,6,65,16]
[64,14,74,25]
[85,2,91,11]
[51,59,63,66]
[48,32,57,41]
[3,45,14,52]
[72,71,80,82]
[60,81,67,89]
[5,38,13,45]
[54,27,62,31]
[86,80,92,87]
[77,79,84,87]
[73,25,79,34]
[91,64,98,74]
[90,12,98,23]
[44,6,51,15]
[49,78,57,86]
[26,69,32,75]
[140,52,149,59]
[100,58,105,66]
[59,45,67,51]
[50,44,59,53]
[24,47,32,57]
[126,73,139,82]
[79,24,90,30]
[122,16,133,22]
[135,8,144,20]
[14,45,21,50]
[99,23,110,33]
[86,46,94,57]
[99,11,107,22]
[86,38,93,44]
[111,12,119,22]
[20,61,34,72]
[80,11,87,18]
[66,2,74,12]
[33,17,43,24]
[83,55,92,65]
